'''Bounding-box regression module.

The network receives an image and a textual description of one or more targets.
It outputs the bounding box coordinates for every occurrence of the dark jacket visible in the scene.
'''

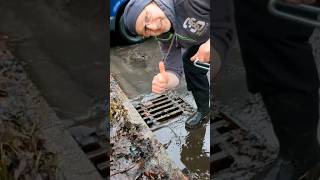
[155,0,235,79]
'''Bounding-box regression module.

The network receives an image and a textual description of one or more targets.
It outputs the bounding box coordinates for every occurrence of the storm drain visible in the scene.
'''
[131,93,194,131]
[211,113,240,173]
[211,112,275,179]
[69,126,109,179]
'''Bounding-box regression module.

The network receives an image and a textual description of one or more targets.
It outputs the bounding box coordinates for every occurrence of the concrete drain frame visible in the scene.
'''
[131,93,194,131]
[211,112,276,179]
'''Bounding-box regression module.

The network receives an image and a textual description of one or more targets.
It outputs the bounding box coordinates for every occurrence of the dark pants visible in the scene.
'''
[182,45,209,93]
[234,0,320,171]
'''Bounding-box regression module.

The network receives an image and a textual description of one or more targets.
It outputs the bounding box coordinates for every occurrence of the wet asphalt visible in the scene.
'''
[0,0,106,128]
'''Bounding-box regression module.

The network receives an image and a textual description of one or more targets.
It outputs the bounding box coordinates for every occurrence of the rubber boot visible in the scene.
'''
[260,90,320,180]
[185,90,209,129]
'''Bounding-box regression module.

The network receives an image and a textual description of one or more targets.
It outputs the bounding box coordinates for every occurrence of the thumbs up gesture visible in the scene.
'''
[152,61,169,94]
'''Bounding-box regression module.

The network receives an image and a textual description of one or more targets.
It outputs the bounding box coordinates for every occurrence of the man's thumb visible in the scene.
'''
[159,61,166,74]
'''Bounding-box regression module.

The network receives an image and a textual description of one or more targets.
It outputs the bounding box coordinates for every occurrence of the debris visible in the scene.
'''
[0,34,57,180]
[110,77,187,179]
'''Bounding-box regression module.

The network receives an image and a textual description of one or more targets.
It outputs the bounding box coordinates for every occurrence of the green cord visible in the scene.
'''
[155,32,197,43]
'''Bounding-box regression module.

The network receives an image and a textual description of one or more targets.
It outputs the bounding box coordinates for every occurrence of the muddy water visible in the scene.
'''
[110,39,210,179]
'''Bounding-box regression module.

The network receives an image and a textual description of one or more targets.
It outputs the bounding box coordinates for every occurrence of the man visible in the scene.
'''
[123,0,233,128]
[233,0,320,179]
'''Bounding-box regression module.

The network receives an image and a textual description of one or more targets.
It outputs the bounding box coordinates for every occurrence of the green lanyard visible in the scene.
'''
[155,32,197,61]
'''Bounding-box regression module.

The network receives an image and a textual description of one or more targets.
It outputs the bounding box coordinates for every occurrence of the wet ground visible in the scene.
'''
[110,38,210,179]
[111,27,320,179]
[0,0,106,128]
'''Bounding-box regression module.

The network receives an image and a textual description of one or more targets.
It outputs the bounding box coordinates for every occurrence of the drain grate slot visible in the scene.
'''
[69,126,109,179]
[213,145,222,154]
[149,103,174,114]
[212,152,235,173]
[131,93,194,129]
[97,161,109,177]
[146,100,172,110]
[156,110,183,122]
[216,122,239,134]
[153,106,179,118]
[88,148,109,165]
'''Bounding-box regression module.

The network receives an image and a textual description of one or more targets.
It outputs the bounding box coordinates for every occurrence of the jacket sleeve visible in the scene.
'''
[158,38,183,79]
[211,0,235,60]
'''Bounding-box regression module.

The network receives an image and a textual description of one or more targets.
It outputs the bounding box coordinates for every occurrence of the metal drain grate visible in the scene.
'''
[69,126,109,179]
[211,112,275,179]
[131,93,194,131]
[211,113,240,174]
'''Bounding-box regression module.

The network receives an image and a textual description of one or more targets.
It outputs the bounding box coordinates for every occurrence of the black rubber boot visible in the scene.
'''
[260,90,320,180]
[185,90,209,129]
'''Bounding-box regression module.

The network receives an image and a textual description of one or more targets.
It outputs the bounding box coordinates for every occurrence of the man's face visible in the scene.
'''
[135,2,171,38]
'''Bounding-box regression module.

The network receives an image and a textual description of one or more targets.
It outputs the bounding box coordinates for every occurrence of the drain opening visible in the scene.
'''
[216,122,239,134]
[212,153,235,173]
[213,145,222,154]
[150,103,174,114]
[131,93,194,129]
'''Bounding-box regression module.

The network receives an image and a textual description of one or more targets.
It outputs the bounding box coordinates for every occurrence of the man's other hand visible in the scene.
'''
[190,39,210,63]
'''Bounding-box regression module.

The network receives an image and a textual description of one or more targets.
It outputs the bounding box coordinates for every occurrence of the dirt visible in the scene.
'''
[0,34,57,180]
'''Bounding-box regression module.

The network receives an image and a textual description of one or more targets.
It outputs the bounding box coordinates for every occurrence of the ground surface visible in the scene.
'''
[110,27,320,179]
[0,0,106,127]
[110,38,210,179]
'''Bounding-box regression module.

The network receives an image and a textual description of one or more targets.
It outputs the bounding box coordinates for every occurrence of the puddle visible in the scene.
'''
[130,92,210,179]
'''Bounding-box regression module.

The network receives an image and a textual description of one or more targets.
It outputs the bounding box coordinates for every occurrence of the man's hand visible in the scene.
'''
[152,61,169,94]
[190,39,210,63]
[284,0,319,4]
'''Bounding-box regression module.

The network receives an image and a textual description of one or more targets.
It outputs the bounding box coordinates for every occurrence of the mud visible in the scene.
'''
[0,35,57,180]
